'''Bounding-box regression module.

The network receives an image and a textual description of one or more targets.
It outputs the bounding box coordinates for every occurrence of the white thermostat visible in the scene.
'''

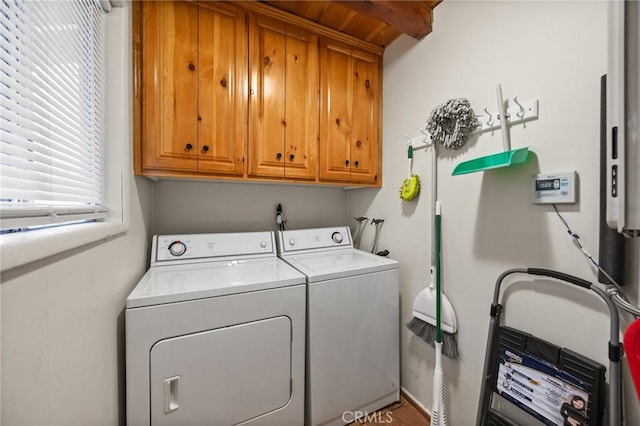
[531,172,578,204]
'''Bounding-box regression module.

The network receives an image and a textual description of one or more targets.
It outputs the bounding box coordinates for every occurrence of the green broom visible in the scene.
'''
[406,143,458,358]
[407,202,453,426]
[431,202,447,426]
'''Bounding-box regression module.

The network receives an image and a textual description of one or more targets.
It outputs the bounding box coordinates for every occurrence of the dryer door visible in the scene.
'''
[150,316,292,425]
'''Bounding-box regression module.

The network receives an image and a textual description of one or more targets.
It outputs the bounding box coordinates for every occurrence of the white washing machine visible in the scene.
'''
[126,231,306,426]
[276,226,400,426]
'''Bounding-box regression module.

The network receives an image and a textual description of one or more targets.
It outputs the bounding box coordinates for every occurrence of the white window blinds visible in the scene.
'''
[0,0,108,232]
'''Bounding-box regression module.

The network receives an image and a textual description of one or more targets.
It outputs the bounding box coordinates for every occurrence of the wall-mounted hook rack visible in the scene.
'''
[452,84,535,175]
[403,130,431,152]
[472,98,539,135]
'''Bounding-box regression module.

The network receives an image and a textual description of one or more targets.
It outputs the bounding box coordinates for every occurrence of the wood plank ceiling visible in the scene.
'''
[260,1,442,48]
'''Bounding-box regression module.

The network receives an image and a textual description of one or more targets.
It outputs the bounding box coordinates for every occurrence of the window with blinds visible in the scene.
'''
[0,0,109,232]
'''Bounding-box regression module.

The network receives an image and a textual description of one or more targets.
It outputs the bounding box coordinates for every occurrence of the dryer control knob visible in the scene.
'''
[289,238,296,246]
[260,240,267,248]
[168,241,187,256]
[331,232,343,243]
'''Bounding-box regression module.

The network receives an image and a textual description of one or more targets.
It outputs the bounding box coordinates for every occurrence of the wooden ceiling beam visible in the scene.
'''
[334,0,436,40]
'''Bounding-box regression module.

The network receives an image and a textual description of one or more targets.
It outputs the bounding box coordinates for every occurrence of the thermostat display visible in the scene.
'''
[532,172,577,204]
[536,179,560,191]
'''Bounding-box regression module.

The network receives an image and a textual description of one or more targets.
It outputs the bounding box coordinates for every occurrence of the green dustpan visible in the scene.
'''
[452,147,530,176]
[453,84,532,176]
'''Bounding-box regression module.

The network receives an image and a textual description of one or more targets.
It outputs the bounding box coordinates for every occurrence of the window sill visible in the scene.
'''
[0,221,129,272]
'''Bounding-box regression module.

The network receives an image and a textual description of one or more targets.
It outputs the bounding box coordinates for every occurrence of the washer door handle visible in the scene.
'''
[163,376,181,414]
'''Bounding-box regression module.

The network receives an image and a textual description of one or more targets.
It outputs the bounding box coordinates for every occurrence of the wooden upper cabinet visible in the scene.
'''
[140,1,246,176]
[135,1,381,186]
[142,1,198,172]
[319,40,381,185]
[197,2,247,175]
[248,15,319,181]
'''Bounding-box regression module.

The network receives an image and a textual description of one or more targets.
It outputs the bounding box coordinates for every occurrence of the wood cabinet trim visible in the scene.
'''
[236,1,384,56]
[133,0,142,175]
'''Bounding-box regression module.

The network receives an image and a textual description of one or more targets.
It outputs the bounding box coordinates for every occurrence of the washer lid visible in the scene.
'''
[127,257,306,308]
[281,248,398,282]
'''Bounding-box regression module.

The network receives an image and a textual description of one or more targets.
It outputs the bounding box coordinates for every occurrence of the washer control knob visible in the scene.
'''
[289,238,296,246]
[168,241,187,257]
[260,240,267,248]
[331,232,343,243]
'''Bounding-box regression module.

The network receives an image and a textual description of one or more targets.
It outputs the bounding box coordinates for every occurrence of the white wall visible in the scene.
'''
[349,1,640,423]
[0,6,154,425]
[152,180,349,235]
[1,176,153,426]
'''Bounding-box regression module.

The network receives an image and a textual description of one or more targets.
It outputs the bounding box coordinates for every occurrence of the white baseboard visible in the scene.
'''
[400,386,432,418]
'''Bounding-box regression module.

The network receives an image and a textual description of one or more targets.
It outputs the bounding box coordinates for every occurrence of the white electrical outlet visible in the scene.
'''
[531,172,578,204]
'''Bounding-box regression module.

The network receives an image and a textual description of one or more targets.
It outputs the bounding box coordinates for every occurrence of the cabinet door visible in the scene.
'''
[320,41,381,184]
[142,1,198,172]
[249,16,318,180]
[248,16,286,178]
[197,2,247,176]
[283,26,318,180]
[319,41,353,182]
[349,50,380,184]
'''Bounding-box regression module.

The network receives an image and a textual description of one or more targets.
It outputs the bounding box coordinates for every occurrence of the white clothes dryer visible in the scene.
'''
[277,227,400,426]
[126,231,306,426]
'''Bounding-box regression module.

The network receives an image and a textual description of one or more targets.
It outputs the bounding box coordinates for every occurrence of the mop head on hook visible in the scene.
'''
[427,98,479,150]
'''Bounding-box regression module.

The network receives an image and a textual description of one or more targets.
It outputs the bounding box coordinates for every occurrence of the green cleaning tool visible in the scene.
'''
[400,145,420,201]
[407,200,458,358]
[431,201,447,426]
[408,201,454,426]
[452,84,531,175]
[407,136,458,359]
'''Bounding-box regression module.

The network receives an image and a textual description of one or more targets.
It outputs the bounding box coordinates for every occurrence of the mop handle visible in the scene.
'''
[435,201,442,343]
[496,84,511,152]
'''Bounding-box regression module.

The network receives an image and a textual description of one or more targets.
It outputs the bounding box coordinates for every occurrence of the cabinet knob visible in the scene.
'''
[356,140,362,147]
[354,161,359,167]
[345,160,350,166]
[335,118,341,126]
[220,78,227,88]
[289,154,295,161]
[276,152,282,160]
[188,63,195,71]
[365,79,370,89]
[185,143,193,150]
[202,145,209,152]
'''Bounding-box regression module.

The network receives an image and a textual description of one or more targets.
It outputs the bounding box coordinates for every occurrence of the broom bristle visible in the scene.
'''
[407,316,458,359]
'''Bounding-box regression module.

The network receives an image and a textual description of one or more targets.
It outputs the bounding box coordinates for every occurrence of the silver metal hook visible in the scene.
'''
[483,107,493,126]
[513,96,525,118]
[419,128,430,143]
